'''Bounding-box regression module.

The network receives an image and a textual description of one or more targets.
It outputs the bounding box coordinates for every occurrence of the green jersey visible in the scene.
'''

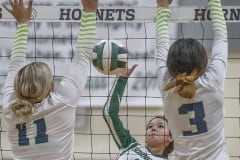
[103,77,168,160]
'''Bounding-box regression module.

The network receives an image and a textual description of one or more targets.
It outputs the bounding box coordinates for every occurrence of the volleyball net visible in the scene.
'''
[0,5,240,160]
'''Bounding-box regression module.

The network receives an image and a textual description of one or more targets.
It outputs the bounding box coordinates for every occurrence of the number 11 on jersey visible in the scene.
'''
[16,118,48,146]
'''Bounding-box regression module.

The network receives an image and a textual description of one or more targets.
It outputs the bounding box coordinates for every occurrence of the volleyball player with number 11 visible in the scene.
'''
[2,0,98,159]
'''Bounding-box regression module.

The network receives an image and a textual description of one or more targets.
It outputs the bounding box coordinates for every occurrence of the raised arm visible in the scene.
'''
[2,0,32,108]
[204,0,228,88]
[54,0,98,105]
[155,0,171,89]
[103,65,137,149]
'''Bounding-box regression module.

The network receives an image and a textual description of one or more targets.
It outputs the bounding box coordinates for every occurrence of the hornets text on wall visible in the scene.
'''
[59,8,135,21]
[194,8,240,21]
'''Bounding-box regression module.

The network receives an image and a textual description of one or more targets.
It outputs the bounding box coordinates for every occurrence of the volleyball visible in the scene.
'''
[92,40,128,75]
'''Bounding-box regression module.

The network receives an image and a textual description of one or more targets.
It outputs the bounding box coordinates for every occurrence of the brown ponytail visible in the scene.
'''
[164,70,200,99]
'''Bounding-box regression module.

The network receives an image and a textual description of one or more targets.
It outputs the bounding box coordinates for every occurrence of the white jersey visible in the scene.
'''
[155,0,229,159]
[118,142,168,160]
[2,12,96,160]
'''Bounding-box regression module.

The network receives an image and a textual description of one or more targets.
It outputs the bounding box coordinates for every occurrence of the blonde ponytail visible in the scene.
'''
[11,98,33,123]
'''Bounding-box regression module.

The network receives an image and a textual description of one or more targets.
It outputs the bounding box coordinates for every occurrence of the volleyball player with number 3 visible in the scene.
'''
[156,0,229,159]
[2,0,98,159]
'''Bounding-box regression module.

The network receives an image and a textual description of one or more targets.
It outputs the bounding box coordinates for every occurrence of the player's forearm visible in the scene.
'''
[107,77,127,115]
[156,7,170,41]
[11,23,29,62]
[74,11,96,61]
[208,0,227,40]
[3,23,29,104]
[104,77,136,148]
[207,0,228,87]
[155,7,170,61]
[155,7,171,88]
[58,12,96,102]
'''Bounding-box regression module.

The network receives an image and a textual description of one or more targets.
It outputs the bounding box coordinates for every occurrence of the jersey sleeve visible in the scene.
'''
[3,23,29,109]
[202,0,228,88]
[103,77,136,149]
[155,7,171,90]
[54,11,96,105]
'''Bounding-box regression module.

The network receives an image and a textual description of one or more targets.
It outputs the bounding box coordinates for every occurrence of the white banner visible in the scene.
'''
[0,6,239,23]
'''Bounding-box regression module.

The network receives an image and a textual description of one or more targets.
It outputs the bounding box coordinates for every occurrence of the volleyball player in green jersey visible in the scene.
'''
[103,65,174,160]
[2,0,98,159]
[156,0,229,159]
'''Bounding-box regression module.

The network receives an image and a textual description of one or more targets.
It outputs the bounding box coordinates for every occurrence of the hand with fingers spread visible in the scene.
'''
[2,0,33,24]
[157,0,172,7]
[117,64,138,78]
[82,0,98,12]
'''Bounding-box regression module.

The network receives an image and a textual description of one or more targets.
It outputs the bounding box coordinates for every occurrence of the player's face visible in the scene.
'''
[145,118,172,148]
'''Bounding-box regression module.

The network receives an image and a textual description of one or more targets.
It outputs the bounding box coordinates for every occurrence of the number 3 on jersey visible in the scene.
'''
[16,118,48,146]
[179,102,208,136]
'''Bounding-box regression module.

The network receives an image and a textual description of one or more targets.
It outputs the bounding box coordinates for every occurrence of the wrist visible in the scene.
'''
[83,8,97,13]
[18,22,29,25]
[17,19,30,24]
[17,23,28,27]
[157,5,169,8]
[157,3,169,8]
[119,76,128,81]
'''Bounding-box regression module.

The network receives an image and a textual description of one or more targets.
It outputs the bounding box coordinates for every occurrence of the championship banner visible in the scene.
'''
[0,6,239,23]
